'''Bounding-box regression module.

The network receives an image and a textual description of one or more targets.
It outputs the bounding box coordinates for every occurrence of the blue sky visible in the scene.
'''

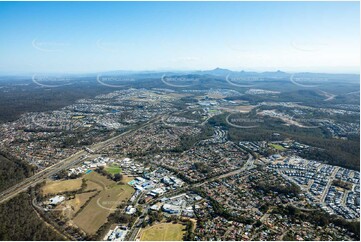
[0,1,359,74]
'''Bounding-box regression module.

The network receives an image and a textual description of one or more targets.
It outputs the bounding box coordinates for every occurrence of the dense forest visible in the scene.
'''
[0,79,115,123]
[171,125,213,152]
[0,192,65,240]
[0,151,36,192]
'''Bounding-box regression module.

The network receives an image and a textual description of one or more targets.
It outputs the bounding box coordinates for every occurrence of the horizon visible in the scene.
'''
[0,1,359,74]
[0,67,360,77]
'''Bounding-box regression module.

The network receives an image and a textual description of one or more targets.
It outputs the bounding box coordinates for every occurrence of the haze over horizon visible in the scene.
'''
[0,1,359,74]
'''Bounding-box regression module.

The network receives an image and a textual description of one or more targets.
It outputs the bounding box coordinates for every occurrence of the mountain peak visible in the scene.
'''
[212,67,231,72]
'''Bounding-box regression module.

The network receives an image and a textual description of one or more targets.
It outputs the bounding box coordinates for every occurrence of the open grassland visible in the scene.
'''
[83,171,114,188]
[105,163,122,175]
[60,191,98,219]
[84,180,103,191]
[140,223,185,241]
[72,172,135,234]
[41,179,82,195]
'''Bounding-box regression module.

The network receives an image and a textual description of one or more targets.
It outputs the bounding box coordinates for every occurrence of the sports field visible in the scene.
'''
[42,179,83,195]
[105,163,122,175]
[140,223,185,241]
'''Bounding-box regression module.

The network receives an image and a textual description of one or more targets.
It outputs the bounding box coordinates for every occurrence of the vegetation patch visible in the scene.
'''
[140,223,185,241]
[0,192,65,240]
[332,179,353,190]
[269,143,286,151]
[0,152,35,192]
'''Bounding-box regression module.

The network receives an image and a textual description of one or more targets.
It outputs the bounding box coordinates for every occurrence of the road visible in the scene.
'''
[0,151,86,204]
[200,115,212,126]
[127,202,148,241]
[0,116,161,204]
[192,154,255,188]
[320,166,340,202]
[153,154,255,202]
[225,113,259,129]
[128,221,141,241]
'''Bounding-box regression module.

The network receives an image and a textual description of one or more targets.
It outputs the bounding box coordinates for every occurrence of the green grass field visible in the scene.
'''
[140,223,185,241]
[269,143,286,151]
[105,163,122,175]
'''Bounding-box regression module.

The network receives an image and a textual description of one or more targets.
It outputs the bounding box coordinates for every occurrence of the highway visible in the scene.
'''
[0,116,161,204]
[0,151,86,204]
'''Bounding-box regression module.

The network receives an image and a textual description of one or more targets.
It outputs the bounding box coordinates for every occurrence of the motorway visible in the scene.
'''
[0,116,161,204]
[0,114,256,241]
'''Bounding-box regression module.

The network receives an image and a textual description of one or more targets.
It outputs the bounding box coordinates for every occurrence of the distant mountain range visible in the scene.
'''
[0,68,359,84]
[96,68,359,81]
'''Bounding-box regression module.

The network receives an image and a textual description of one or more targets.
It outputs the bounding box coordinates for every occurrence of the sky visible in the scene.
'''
[0,1,359,74]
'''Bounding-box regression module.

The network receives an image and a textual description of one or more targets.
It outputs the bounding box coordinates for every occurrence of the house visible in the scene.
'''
[125,205,136,215]
[49,195,65,205]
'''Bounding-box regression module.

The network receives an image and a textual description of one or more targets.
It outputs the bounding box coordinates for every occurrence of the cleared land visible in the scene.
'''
[139,223,185,241]
[72,172,134,234]
[122,174,135,183]
[219,105,255,113]
[41,179,82,195]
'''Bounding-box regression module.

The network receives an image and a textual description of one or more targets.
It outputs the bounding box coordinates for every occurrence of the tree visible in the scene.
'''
[56,169,68,179]
[114,173,123,182]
